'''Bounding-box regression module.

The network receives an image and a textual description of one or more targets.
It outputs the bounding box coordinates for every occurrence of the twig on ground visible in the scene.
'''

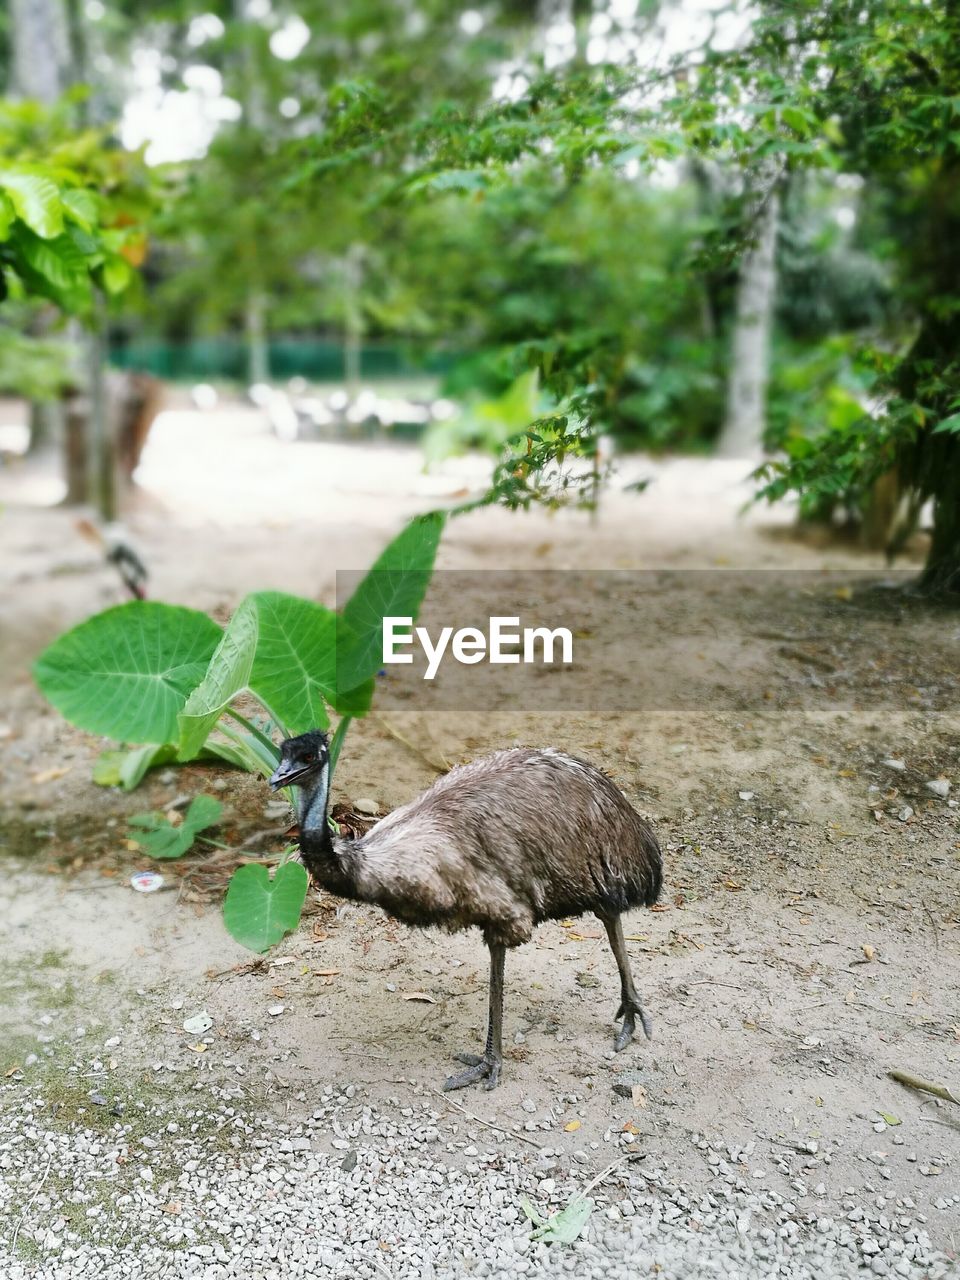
[921,899,940,953]
[11,1152,53,1251]
[888,1069,959,1106]
[373,717,448,775]
[684,980,744,990]
[576,1152,644,1201]
[433,1088,544,1151]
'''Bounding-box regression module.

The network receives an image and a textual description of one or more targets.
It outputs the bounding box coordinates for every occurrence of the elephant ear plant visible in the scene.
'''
[34,514,444,950]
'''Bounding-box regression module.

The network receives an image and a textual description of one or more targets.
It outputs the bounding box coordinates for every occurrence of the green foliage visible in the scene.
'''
[0,102,151,315]
[36,517,444,780]
[338,512,444,692]
[93,740,252,792]
[36,516,446,950]
[222,860,309,954]
[33,602,222,744]
[0,326,73,399]
[127,795,223,860]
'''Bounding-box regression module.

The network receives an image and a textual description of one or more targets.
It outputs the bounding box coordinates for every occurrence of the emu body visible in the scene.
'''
[270,731,662,1090]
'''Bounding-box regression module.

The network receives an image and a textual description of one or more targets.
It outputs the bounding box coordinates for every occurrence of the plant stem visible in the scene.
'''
[329,715,352,775]
[223,706,280,759]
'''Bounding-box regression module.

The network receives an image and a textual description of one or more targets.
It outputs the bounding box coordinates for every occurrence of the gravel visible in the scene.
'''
[0,1079,954,1280]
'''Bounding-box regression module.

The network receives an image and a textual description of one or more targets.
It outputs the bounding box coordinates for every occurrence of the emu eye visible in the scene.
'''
[303,753,315,763]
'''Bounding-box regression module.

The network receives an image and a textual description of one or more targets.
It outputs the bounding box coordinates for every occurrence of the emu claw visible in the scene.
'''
[614,999,653,1051]
[443,1052,502,1091]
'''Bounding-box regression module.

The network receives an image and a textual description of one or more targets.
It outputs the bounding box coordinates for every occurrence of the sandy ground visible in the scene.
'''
[0,398,957,1273]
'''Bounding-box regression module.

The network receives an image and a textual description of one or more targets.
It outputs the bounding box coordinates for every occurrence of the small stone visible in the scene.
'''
[738,791,755,801]
[925,778,951,798]
[898,805,914,822]
[521,1099,536,1113]
[882,758,906,772]
[268,1004,285,1017]
[340,1151,358,1172]
[353,797,379,816]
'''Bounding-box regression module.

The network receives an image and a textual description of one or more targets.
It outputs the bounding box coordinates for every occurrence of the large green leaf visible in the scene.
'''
[18,232,88,291]
[33,602,222,743]
[178,592,337,757]
[223,861,309,952]
[338,512,445,691]
[249,591,335,734]
[60,188,99,232]
[178,597,259,759]
[0,171,64,239]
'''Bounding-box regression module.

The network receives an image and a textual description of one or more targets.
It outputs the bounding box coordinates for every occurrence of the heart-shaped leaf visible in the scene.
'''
[33,601,222,743]
[249,591,336,733]
[223,861,309,953]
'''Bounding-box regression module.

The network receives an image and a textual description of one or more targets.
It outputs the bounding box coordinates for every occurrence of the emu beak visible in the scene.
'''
[269,763,302,790]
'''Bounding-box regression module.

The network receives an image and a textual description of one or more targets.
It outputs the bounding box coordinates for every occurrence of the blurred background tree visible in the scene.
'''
[3,0,959,592]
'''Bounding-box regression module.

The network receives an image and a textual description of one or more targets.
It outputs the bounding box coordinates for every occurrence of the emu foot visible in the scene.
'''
[614,998,653,1052]
[443,1051,502,1092]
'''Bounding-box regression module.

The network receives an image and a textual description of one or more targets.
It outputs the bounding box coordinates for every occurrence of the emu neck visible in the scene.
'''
[295,764,354,897]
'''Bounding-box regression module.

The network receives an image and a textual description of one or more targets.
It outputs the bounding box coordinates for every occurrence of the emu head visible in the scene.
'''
[269,730,329,791]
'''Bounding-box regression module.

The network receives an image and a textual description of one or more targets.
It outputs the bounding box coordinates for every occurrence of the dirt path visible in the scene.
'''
[0,404,957,1275]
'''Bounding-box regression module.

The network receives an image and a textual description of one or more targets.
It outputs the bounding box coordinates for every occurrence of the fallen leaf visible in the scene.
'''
[401,992,436,1003]
[187,1042,207,1053]
[32,766,71,784]
[838,769,856,778]
[564,1120,581,1132]
[631,1084,648,1108]
[313,968,341,977]
[162,1201,181,1215]
[4,1064,20,1077]
[182,1012,213,1035]
[862,944,875,961]
[845,989,857,1004]
[879,1112,901,1126]
[833,586,853,601]
[271,957,295,967]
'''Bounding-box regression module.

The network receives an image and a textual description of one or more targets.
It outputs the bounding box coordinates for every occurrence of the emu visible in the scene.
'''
[270,730,662,1091]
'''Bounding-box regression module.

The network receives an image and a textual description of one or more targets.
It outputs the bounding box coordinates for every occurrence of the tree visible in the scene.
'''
[745,0,960,593]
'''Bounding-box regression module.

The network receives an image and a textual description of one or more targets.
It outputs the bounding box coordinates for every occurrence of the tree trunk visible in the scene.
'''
[244,291,269,387]
[717,187,780,458]
[343,244,364,401]
[87,307,118,521]
[9,0,69,100]
[917,450,960,595]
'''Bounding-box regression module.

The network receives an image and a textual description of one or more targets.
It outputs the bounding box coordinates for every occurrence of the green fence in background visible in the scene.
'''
[109,336,454,384]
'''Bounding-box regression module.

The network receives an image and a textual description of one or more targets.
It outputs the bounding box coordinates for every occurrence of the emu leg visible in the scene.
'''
[600,913,653,1051]
[444,942,505,1091]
